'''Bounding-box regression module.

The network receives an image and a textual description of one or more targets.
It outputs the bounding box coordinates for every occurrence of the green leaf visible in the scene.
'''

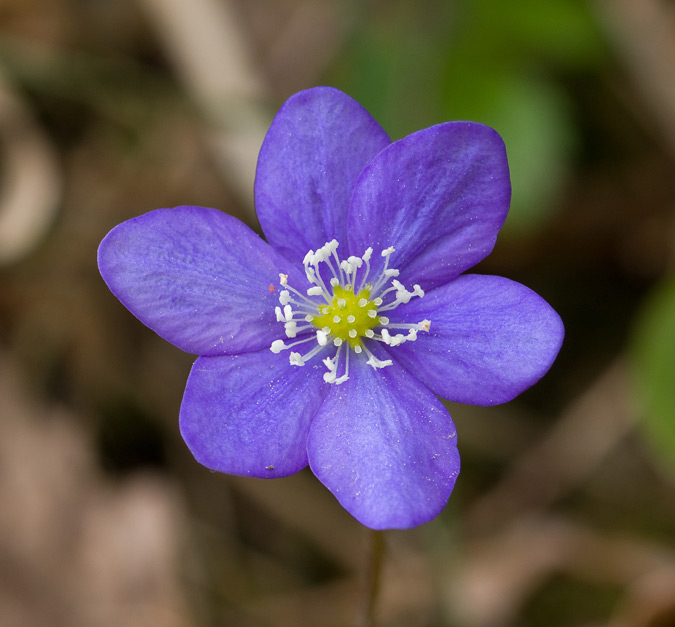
[441,66,573,234]
[632,277,675,474]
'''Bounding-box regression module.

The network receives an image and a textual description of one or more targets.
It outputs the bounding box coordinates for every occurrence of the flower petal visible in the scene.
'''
[347,122,511,290]
[388,274,564,405]
[255,87,390,261]
[180,351,328,477]
[307,354,460,529]
[98,206,304,355]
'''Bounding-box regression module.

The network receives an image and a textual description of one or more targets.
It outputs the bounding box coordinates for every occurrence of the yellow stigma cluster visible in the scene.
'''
[311,285,380,348]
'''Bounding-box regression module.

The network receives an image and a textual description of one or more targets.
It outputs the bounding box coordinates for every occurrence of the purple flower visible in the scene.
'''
[98,87,563,529]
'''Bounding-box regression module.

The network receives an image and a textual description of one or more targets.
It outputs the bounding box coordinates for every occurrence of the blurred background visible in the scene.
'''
[1,0,674,625]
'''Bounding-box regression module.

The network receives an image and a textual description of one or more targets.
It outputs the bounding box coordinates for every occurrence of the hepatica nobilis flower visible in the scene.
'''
[98,87,563,529]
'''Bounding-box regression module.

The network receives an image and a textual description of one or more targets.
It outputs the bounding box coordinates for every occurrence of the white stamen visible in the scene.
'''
[270,240,429,383]
[362,343,393,369]
[358,249,373,292]
[396,290,412,304]
[367,355,393,369]
[270,339,286,353]
[334,347,350,384]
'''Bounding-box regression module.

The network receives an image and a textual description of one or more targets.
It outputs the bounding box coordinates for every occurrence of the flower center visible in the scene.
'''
[311,285,379,349]
[269,240,430,384]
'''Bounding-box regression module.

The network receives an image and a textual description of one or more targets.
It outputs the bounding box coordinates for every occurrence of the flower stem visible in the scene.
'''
[358,528,386,627]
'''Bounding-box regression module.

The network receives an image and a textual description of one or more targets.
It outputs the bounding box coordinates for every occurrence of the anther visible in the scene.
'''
[270,339,286,353]
[289,352,304,366]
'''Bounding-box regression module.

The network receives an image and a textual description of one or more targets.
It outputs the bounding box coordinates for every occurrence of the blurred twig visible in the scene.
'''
[265,3,343,93]
[593,0,675,161]
[449,513,675,627]
[228,472,363,572]
[0,352,192,627]
[0,67,61,264]
[466,359,637,532]
[137,0,270,221]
